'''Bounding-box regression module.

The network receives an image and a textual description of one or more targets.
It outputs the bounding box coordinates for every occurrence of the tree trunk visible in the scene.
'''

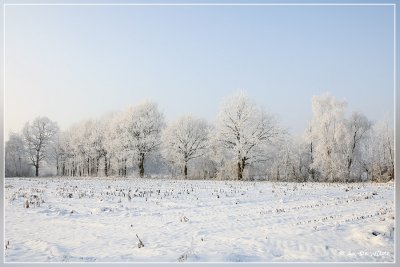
[242,157,246,180]
[388,143,394,180]
[87,158,90,176]
[108,158,111,176]
[347,157,352,182]
[96,157,100,176]
[35,152,40,177]
[104,155,108,177]
[92,158,95,176]
[118,159,120,176]
[184,163,188,179]
[18,157,21,177]
[124,158,127,177]
[139,153,145,178]
[310,141,315,181]
[237,161,242,180]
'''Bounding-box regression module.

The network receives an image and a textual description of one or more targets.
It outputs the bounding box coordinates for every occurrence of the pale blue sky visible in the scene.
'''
[5,4,395,140]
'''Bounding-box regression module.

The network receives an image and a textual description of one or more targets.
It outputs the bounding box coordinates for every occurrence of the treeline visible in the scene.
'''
[5,91,394,182]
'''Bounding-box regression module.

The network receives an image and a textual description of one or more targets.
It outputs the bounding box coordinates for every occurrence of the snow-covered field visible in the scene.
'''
[4,177,395,262]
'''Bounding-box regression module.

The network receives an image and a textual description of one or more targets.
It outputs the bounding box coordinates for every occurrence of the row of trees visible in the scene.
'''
[5,92,395,182]
[265,94,394,183]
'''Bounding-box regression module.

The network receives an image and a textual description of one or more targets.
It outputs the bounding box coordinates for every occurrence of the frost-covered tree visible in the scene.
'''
[119,101,164,177]
[309,94,374,182]
[380,119,395,180]
[105,112,127,176]
[48,132,66,176]
[100,113,118,176]
[303,124,317,181]
[310,93,347,182]
[88,119,108,176]
[361,118,394,181]
[59,119,109,177]
[162,115,209,178]
[214,91,282,180]
[57,122,89,177]
[71,120,92,176]
[23,117,59,176]
[343,112,371,180]
[266,135,309,182]
[5,132,32,177]
[60,128,76,176]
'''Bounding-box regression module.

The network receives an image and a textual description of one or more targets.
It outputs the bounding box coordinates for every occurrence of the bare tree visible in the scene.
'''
[162,115,209,178]
[23,117,59,176]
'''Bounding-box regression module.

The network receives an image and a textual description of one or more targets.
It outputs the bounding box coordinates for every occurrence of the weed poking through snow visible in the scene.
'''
[136,234,144,248]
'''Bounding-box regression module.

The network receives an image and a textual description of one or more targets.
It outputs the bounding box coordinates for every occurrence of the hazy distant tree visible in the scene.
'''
[5,132,32,177]
[48,132,66,176]
[189,157,218,179]
[59,128,76,176]
[100,113,118,176]
[70,120,91,176]
[162,115,209,178]
[270,140,295,182]
[87,119,108,176]
[120,101,164,177]
[380,119,395,180]
[214,91,282,180]
[343,112,371,180]
[105,112,129,176]
[266,135,308,182]
[361,118,394,181]
[23,117,59,176]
